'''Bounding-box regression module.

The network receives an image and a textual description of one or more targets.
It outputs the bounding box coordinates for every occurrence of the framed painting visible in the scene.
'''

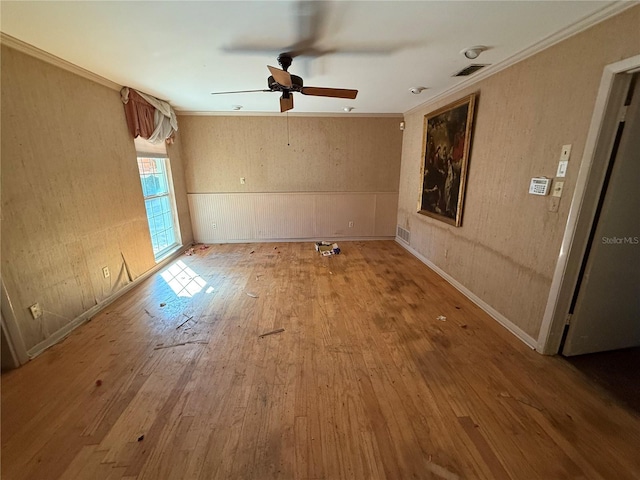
[418,93,477,226]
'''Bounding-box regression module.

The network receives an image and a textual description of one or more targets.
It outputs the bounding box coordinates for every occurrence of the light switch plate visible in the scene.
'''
[557,160,568,178]
[548,197,560,212]
[552,181,565,197]
[560,144,572,161]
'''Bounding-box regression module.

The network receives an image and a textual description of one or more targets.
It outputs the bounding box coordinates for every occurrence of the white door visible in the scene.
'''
[562,74,640,356]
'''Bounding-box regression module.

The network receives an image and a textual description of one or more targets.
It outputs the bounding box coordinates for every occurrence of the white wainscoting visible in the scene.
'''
[188,192,398,243]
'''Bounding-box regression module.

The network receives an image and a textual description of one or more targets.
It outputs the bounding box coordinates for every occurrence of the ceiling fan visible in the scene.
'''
[210,53,358,112]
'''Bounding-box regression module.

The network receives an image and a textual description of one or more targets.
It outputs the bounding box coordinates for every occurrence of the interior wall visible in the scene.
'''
[1,322,17,371]
[0,46,191,354]
[166,134,193,246]
[180,115,403,241]
[397,6,640,340]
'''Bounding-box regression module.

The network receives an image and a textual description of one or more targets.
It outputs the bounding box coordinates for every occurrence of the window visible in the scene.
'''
[137,156,180,260]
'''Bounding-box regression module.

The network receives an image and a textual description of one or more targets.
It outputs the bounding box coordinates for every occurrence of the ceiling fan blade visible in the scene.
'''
[280,94,294,112]
[268,65,293,87]
[210,89,271,95]
[301,87,358,99]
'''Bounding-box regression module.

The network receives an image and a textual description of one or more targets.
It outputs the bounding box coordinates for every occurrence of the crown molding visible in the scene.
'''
[176,111,403,118]
[405,1,636,116]
[0,32,121,91]
[3,1,632,116]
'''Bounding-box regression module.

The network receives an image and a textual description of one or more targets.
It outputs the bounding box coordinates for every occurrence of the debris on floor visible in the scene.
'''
[246,292,259,298]
[199,245,210,250]
[185,247,195,256]
[259,328,285,338]
[95,379,103,387]
[250,250,255,254]
[153,340,209,350]
[137,435,144,442]
[176,314,194,329]
[425,457,460,480]
[315,241,340,256]
[160,303,166,307]
[437,315,447,322]
[460,324,468,329]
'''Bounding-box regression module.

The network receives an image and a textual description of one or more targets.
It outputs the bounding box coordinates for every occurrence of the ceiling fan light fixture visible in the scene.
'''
[461,45,487,60]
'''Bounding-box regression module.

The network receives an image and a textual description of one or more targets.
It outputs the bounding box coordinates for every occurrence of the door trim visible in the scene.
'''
[537,55,640,355]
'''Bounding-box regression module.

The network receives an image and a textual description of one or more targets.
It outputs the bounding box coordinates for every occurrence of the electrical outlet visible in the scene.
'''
[212,223,217,229]
[102,266,110,278]
[348,221,354,228]
[240,177,246,185]
[29,303,43,319]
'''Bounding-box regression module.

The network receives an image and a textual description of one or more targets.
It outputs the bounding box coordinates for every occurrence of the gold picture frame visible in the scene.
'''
[418,93,477,226]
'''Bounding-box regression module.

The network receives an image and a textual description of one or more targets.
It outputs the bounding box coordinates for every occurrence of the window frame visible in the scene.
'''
[137,154,182,261]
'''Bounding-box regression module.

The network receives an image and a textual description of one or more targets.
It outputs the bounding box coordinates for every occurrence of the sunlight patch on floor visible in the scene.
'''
[160,260,207,298]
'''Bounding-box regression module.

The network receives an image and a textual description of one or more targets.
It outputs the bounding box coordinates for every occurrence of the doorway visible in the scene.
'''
[536,59,640,413]
[561,72,640,356]
[565,347,640,414]
[538,55,640,356]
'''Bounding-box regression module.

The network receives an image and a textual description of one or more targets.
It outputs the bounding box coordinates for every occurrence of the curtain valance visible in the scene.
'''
[120,87,178,145]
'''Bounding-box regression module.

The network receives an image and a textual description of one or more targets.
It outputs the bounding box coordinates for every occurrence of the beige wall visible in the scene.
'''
[180,115,403,193]
[180,115,403,242]
[397,6,640,339]
[166,134,193,246]
[0,46,192,353]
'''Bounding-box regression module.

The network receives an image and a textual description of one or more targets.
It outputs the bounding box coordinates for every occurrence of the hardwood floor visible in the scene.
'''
[2,241,639,479]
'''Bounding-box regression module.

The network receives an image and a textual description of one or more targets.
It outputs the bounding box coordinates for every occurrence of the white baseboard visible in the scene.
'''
[26,247,185,359]
[396,238,537,350]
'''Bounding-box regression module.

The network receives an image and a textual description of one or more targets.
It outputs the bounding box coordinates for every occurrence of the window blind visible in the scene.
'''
[134,136,167,158]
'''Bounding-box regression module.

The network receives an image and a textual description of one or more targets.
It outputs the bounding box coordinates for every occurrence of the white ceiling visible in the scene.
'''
[0,1,625,114]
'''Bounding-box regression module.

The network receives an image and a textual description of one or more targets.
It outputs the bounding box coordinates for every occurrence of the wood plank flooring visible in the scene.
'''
[2,241,640,479]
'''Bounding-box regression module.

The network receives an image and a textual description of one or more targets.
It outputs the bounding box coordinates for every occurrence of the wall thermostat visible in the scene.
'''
[529,177,551,196]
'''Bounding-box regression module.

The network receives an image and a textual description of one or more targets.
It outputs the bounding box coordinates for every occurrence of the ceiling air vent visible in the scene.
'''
[453,64,489,77]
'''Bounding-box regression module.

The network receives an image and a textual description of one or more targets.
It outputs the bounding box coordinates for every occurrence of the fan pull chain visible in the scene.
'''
[287,112,290,146]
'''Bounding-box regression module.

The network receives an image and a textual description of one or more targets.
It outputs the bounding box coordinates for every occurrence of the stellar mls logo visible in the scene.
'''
[601,236,639,245]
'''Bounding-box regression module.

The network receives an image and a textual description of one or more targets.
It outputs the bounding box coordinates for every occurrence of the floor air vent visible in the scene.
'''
[397,226,410,244]
[453,64,489,77]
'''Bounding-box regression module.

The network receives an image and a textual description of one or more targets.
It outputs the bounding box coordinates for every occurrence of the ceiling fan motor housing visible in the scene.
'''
[268,74,304,92]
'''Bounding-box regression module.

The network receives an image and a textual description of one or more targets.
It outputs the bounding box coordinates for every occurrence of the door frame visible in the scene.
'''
[537,55,640,355]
